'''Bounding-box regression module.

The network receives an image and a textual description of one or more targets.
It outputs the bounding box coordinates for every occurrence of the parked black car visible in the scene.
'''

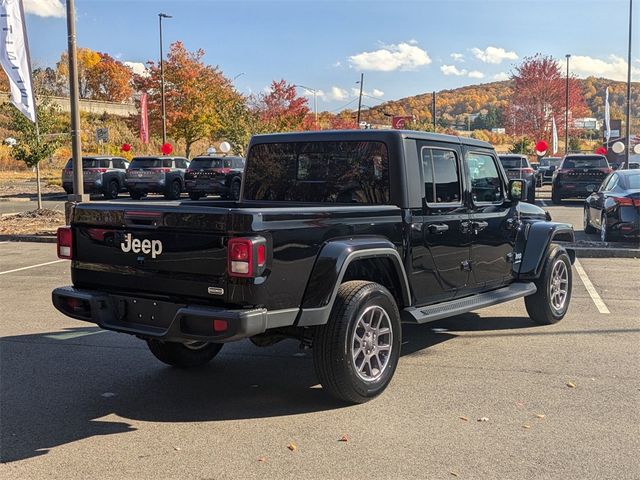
[537,157,562,186]
[551,154,612,204]
[62,156,129,199]
[53,130,575,404]
[498,154,536,203]
[584,169,640,242]
[125,156,189,200]
[185,155,244,200]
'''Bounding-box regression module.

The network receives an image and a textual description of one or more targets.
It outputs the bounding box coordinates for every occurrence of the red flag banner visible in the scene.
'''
[392,116,413,129]
[139,93,149,144]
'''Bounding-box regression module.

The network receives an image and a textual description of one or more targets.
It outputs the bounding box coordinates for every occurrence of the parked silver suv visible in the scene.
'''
[62,156,129,199]
[125,156,190,200]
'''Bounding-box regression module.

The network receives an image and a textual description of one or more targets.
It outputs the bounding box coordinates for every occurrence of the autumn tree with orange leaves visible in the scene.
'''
[508,54,588,144]
[250,80,310,133]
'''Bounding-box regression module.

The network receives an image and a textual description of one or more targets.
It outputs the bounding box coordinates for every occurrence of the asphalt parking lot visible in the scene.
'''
[1,238,639,479]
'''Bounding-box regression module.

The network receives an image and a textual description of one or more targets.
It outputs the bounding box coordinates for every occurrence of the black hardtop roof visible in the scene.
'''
[130,156,188,160]
[192,154,244,160]
[250,129,493,150]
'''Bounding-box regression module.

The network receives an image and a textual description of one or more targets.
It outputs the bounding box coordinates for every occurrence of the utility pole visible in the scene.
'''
[356,73,364,126]
[159,13,172,145]
[565,54,571,154]
[66,0,86,204]
[294,85,319,130]
[624,0,633,169]
[432,91,436,130]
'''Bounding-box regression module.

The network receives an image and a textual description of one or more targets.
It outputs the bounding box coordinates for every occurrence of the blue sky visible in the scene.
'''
[23,0,638,111]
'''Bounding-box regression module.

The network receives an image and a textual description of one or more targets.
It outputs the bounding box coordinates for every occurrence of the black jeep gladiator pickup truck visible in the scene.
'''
[53,130,575,403]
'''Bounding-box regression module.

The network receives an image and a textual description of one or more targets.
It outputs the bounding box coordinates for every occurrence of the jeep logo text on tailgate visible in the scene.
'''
[120,233,163,258]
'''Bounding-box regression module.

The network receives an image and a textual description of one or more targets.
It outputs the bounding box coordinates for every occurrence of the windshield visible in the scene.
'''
[499,157,529,169]
[130,158,171,169]
[189,158,231,169]
[562,156,609,169]
[244,141,390,204]
[627,174,640,189]
[64,158,109,169]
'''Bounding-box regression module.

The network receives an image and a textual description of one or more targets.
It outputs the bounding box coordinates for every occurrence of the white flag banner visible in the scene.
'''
[0,0,36,123]
[604,87,611,142]
[552,116,558,154]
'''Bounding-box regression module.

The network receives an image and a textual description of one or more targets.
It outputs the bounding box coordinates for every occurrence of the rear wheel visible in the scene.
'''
[583,206,596,234]
[525,245,572,325]
[165,180,181,200]
[147,340,223,368]
[313,281,401,404]
[104,180,119,200]
[551,188,562,205]
[600,213,610,242]
[129,190,144,200]
[230,180,241,200]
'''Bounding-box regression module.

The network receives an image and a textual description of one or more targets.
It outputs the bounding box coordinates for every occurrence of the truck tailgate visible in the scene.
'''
[70,202,231,301]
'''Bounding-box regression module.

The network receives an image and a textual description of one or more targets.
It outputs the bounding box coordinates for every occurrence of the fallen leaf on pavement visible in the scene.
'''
[449,471,459,477]
[477,417,489,422]
[566,382,576,388]
[535,414,545,419]
[174,446,182,451]
[287,443,297,452]
[459,416,469,422]
[257,456,267,463]
[522,424,531,429]
[338,435,349,442]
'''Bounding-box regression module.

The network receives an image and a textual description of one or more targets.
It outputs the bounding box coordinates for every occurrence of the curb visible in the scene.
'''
[558,241,640,259]
[0,235,57,243]
[0,198,30,203]
[0,194,67,203]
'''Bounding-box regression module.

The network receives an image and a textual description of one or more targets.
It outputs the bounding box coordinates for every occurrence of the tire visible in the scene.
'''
[188,192,203,201]
[525,245,572,325]
[230,180,241,200]
[583,207,596,234]
[129,190,144,200]
[64,187,72,195]
[104,180,119,200]
[313,281,402,404]
[527,183,536,204]
[600,213,610,242]
[551,188,562,205]
[165,180,181,200]
[146,340,223,368]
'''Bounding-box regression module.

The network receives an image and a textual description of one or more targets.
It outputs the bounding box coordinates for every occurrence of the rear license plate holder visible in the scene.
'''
[113,295,180,327]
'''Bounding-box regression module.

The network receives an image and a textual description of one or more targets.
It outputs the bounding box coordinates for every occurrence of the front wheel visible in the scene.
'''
[525,245,572,325]
[165,180,182,200]
[104,180,119,200]
[313,281,402,404]
[147,340,223,368]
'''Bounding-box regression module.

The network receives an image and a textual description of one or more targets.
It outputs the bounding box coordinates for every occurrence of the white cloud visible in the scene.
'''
[440,64,467,76]
[451,52,465,62]
[349,42,431,72]
[332,61,342,68]
[124,61,148,77]
[569,54,640,82]
[350,87,385,99]
[328,86,349,101]
[371,88,384,98]
[407,39,419,45]
[301,88,326,99]
[471,46,518,64]
[23,0,64,18]
[493,72,510,81]
[468,70,485,79]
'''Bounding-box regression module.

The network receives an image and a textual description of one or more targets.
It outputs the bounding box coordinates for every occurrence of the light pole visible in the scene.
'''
[232,72,245,81]
[158,13,172,145]
[624,0,633,168]
[565,54,571,154]
[356,73,364,127]
[294,84,318,130]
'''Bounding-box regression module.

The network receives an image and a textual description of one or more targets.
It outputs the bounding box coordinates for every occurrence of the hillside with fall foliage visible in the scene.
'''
[364,76,639,130]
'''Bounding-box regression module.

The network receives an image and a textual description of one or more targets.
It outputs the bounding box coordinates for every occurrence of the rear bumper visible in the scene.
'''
[63,181,104,193]
[125,180,166,193]
[52,286,298,343]
[553,182,598,198]
[185,179,227,194]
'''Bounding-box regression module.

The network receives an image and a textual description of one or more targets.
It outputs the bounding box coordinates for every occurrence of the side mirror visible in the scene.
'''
[508,179,526,202]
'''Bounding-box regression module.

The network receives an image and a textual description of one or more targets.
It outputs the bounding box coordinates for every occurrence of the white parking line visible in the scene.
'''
[574,259,610,314]
[0,259,66,276]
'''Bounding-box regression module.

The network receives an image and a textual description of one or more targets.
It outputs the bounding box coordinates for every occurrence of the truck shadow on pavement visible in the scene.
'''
[0,315,535,463]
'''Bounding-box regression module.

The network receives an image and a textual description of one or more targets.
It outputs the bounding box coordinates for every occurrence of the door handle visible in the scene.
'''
[472,221,489,234]
[428,223,449,234]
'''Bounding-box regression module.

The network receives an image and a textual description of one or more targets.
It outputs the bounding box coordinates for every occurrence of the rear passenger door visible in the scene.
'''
[411,142,471,305]
[465,150,518,289]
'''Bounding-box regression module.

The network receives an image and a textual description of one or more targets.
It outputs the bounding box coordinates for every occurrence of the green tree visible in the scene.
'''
[3,97,64,208]
[510,137,533,155]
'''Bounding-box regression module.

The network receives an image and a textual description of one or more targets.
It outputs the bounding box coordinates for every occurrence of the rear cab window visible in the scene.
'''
[561,156,609,169]
[130,158,163,169]
[65,158,109,169]
[190,157,232,169]
[243,141,389,204]
[499,156,530,169]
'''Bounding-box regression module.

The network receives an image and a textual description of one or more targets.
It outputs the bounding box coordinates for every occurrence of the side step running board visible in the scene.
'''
[402,282,537,324]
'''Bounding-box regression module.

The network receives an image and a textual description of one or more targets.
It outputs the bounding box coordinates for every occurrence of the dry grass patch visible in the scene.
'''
[0,209,65,236]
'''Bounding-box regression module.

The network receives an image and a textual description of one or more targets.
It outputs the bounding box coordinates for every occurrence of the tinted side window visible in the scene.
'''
[162,159,173,168]
[421,148,461,204]
[113,159,126,169]
[468,152,503,203]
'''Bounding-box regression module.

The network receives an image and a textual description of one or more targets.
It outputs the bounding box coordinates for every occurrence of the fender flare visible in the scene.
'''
[518,221,575,280]
[296,237,411,327]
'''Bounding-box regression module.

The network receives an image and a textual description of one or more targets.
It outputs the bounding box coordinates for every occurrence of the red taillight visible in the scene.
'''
[556,169,570,175]
[86,168,108,173]
[227,237,267,278]
[150,167,171,173]
[600,168,613,174]
[185,169,192,174]
[612,196,640,207]
[57,227,72,259]
[521,168,534,175]
[213,319,228,332]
